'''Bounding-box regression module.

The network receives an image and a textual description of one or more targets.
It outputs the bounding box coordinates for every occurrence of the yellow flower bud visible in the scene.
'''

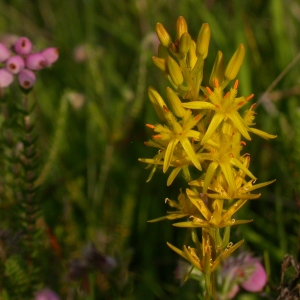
[224,44,245,81]
[209,51,225,87]
[196,23,211,59]
[155,23,172,48]
[152,56,167,72]
[166,87,186,118]
[148,86,168,121]
[179,32,191,54]
[167,56,184,86]
[187,40,197,68]
[176,16,188,41]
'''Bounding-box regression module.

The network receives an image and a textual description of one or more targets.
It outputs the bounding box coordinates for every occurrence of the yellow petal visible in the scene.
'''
[230,157,256,180]
[182,101,216,110]
[219,162,236,191]
[227,111,251,140]
[163,138,179,173]
[167,167,182,186]
[249,127,277,139]
[180,137,202,170]
[201,113,225,145]
[203,161,219,194]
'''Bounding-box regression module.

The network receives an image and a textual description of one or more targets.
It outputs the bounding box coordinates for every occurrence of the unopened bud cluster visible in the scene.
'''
[0,36,59,89]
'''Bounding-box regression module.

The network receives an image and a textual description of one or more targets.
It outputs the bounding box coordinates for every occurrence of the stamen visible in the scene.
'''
[163,105,169,113]
[250,103,256,110]
[224,91,230,99]
[233,79,239,89]
[214,78,219,88]
[215,104,221,109]
[153,134,162,139]
[194,114,201,121]
[238,101,245,106]
[146,124,155,129]
[240,141,246,145]
[206,87,213,95]
[246,94,254,101]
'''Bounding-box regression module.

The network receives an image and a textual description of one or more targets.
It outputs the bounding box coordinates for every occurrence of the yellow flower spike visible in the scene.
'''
[203,161,219,194]
[167,56,184,86]
[209,51,225,87]
[196,23,211,59]
[176,16,188,41]
[224,44,245,81]
[155,22,172,48]
[179,32,192,54]
[166,87,186,118]
[152,56,167,73]
[187,40,198,68]
[148,86,168,121]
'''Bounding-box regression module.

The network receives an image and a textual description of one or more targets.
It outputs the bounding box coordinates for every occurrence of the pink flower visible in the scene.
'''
[6,55,25,74]
[41,47,59,65]
[35,288,60,300]
[18,69,36,89]
[241,261,267,292]
[14,37,32,55]
[0,43,10,62]
[0,68,14,87]
[25,53,47,70]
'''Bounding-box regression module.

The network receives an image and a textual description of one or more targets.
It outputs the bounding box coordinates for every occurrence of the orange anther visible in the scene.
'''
[214,78,219,88]
[195,114,202,121]
[233,79,239,89]
[153,134,162,139]
[144,141,149,146]
[238,101,244,106]
[250,104,256,110]
[206,87,213,95]
[240,141,246,145]
[215,104,221,109]
[163,105,169,113]
[246,94,254,101]
[224,91,230,99]
[146,124,155,129]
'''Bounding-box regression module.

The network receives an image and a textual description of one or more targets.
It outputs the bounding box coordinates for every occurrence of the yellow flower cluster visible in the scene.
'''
[139,16,276,295]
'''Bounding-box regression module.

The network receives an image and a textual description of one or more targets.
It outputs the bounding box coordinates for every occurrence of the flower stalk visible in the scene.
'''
[139,16,276,298]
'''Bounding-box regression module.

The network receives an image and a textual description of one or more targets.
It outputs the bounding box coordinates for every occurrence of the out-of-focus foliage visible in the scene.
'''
[0,0,299,299]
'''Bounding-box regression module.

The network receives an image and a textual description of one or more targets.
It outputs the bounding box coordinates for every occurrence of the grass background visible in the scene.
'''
[0,0,299,299]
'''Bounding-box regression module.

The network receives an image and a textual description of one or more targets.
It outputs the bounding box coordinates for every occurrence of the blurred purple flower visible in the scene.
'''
[6,55,25,74]
[14,37,32,55]
[25,53,47,70]
[41,47,59,65]
[0,68,14,87]
[0,43,10,63]
[35,288,60,300]
[18,69,36,89]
